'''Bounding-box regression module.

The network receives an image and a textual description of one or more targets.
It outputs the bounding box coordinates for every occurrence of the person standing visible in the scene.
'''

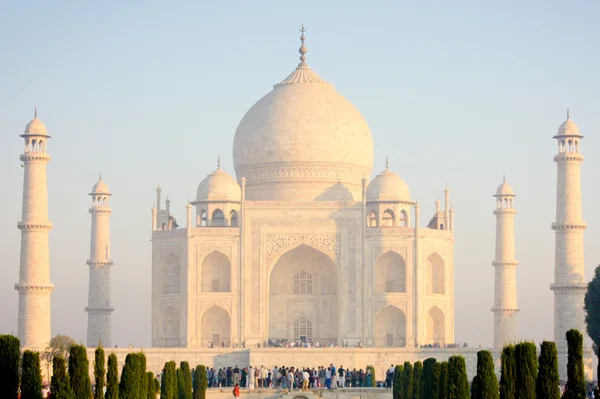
[233,365,241,386]
[233,384,240,399]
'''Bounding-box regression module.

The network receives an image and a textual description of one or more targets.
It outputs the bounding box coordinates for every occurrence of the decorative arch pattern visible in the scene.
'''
[375,305,406,347]
[201,305,230,347]
[162,306,180,347]
[382,209,395,227]
[200,251,230,293]
[374,251,406,293]
[162,253,181,294]
[426,306,445,346]
[368,211,378,227]
[212,209,225,226]
[426,253,445,294]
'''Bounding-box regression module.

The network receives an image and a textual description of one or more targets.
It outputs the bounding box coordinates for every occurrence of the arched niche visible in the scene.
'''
[426,306,445,346]
[162,253,181,294]
[425,253,445,294]
[375,305,406,347]
[212,209,225,226]
[201,305,231,347]
[382,209,395,227]
[374,251,406,293]
[162,306,180,347]
[200,251,231,293]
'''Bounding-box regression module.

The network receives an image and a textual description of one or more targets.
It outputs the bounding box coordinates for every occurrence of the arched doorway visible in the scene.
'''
[269,244,338,344]
[201,305,231,347]
[375,305,406,347]
[426,306,445,346]
[200,251,230,293]
[374,251,406,293]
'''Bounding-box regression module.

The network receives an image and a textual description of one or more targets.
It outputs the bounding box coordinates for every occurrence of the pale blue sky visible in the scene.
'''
[1,0,599,348]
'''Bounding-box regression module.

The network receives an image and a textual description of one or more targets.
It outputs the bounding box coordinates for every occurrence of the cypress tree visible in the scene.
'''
[421,358,437,399]
[161,361,177,399]
[367,365,377,387]
[50,356,75,399]
[447,356,469,399]
[413,361,423,399]
[193,365,208,399]
[404,362,414,399]
[147,372,158,399]
[180,362,193,399]
[138,353,148,399]
[177,369,187,399]
[94,346,106,399]
[106,353,119,399]
[476,350,499,399]
[21,350,42,399]
[515,342,537,399]
[500,345,516,399]
[68,344,91,399]
[438,362,449,399]
[563,329,586,399]
[536,341,560,399]
[394,365,404,399]
[0,334,20,399]
[431,362,441,399]
[470,376,480,399]
[120,353,140,399]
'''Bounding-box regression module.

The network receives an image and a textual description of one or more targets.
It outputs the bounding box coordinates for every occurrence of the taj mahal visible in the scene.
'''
[13,27,592,379]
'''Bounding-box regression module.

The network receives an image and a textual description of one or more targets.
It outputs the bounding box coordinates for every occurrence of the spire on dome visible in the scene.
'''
[217,155,221,169]
[99,172,102,181]
[299,24,307,65]
[503,174,506,183]
[34,107,37,118]
[385,155,389,170]
[567,108,570,119]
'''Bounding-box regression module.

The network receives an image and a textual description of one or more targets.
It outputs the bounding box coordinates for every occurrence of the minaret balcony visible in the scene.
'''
[551,222,586,231]
[17,222,52,230]
[20,153,51,162]
[85,306,115,313]
[550,283,587,292]
[491,260,518,267]
[553,153,584,163]
[491,307,520,313]
[86,260,113,267]
[14,283,54,292]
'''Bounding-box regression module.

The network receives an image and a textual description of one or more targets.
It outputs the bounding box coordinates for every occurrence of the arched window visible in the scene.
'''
[375,251,406,293]
[212,209,225,226]
[368,211,377,227]
[162,253,181,294]
[400,210,408,227]
[230,210,238,226]
[293,316,313,341]
[426,306,445,346]
[382,209,395,227]
[200,251,231,293]
[426,253,445,294]
[200,210,207,227]
[162,306,180,347]
[39,141,44,152]
[294,271,313,294]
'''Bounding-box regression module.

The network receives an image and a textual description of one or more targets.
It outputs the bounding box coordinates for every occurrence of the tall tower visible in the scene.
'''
[492,177,519,348]
[16,110,54,349]
[551,111,587,378]
[85,176,114,347]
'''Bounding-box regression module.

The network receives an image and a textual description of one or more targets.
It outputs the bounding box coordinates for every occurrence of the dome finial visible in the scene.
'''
[99,172,102,181]
[34,107,37,119]
[298,24,307,64]
[385,155,389,170]
[217,155,221,169]
[503,174,506,183]
[566,108,570,119]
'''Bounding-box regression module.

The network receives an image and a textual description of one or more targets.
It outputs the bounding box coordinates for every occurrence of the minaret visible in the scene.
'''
[85,176,114,347]
[15,110,54,349]
[492,176,519,348]
[551,110,587,378]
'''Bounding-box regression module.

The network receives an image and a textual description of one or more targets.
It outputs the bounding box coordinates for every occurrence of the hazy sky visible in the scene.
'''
[1,0,599,349]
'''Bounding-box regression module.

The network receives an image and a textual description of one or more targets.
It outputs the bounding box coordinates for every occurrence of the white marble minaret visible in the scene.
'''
[85,176,114,347]
[16,110,54,349]
[492,177,519,348]
[551,111,588,378]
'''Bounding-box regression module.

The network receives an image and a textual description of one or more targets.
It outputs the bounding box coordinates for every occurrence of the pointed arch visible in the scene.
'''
[375,305,406,347]
[162,306,180,347]
[426,252,445,294]
[212,209,225,226]
[230,210,238,226]
[368,211,378,227]
[382,209,395,227]
[162,253,181,294]
[400,210,408,227]
[426,306,445,346]
[200,251,230,293]
[200,305,231,347]
[374,251,406,293]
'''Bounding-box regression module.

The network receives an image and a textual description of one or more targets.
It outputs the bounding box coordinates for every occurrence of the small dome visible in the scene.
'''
[196,168,241,202]
[495,181,514,196]
[556,111,582,137]
[90,178,111,195]
[367,168,411,202]
[23,116,49,137]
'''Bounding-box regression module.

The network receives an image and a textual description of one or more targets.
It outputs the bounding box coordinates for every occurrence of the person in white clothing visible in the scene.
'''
[248,366,254,389]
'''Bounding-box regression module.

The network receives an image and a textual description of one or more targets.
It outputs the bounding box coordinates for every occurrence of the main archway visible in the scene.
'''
[269,244,338,344]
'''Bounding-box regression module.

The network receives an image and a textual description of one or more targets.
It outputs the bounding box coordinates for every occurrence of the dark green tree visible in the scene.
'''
[515,342,537,399]
[500,345,516,399]
[120,353,140,399]
[161,361,177,399]
[147,372,159,399]
[0,335,20,399]
[413,361,423,399]
[438,362,449,399]
[475,350,499,399]
[431,362,441,399]
[50,356,75,399]
[404,362,414,399]
[421,358,437,399]
[536,341,560,399]
[21,350,42,399]
[367,365,377,387]
[447,356,469,399]
[193,365,208,399]
[94,346,106,399]
[470,376,480,399]
[68,344,91,399]
[394,365,404,399]
[177,369,187,399]
[138,353,148,399]
[585,265,600,351]
[180,362,193,399]
[563,329,586,399]
[106,353,119,399]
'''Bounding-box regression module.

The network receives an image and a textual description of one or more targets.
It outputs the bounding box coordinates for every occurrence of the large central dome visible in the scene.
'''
[233,33,374,201]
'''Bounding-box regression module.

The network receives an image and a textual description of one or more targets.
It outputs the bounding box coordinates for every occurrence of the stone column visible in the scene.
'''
[492,180,519,348]
[86,178,114,348]
[16,113,54,350]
